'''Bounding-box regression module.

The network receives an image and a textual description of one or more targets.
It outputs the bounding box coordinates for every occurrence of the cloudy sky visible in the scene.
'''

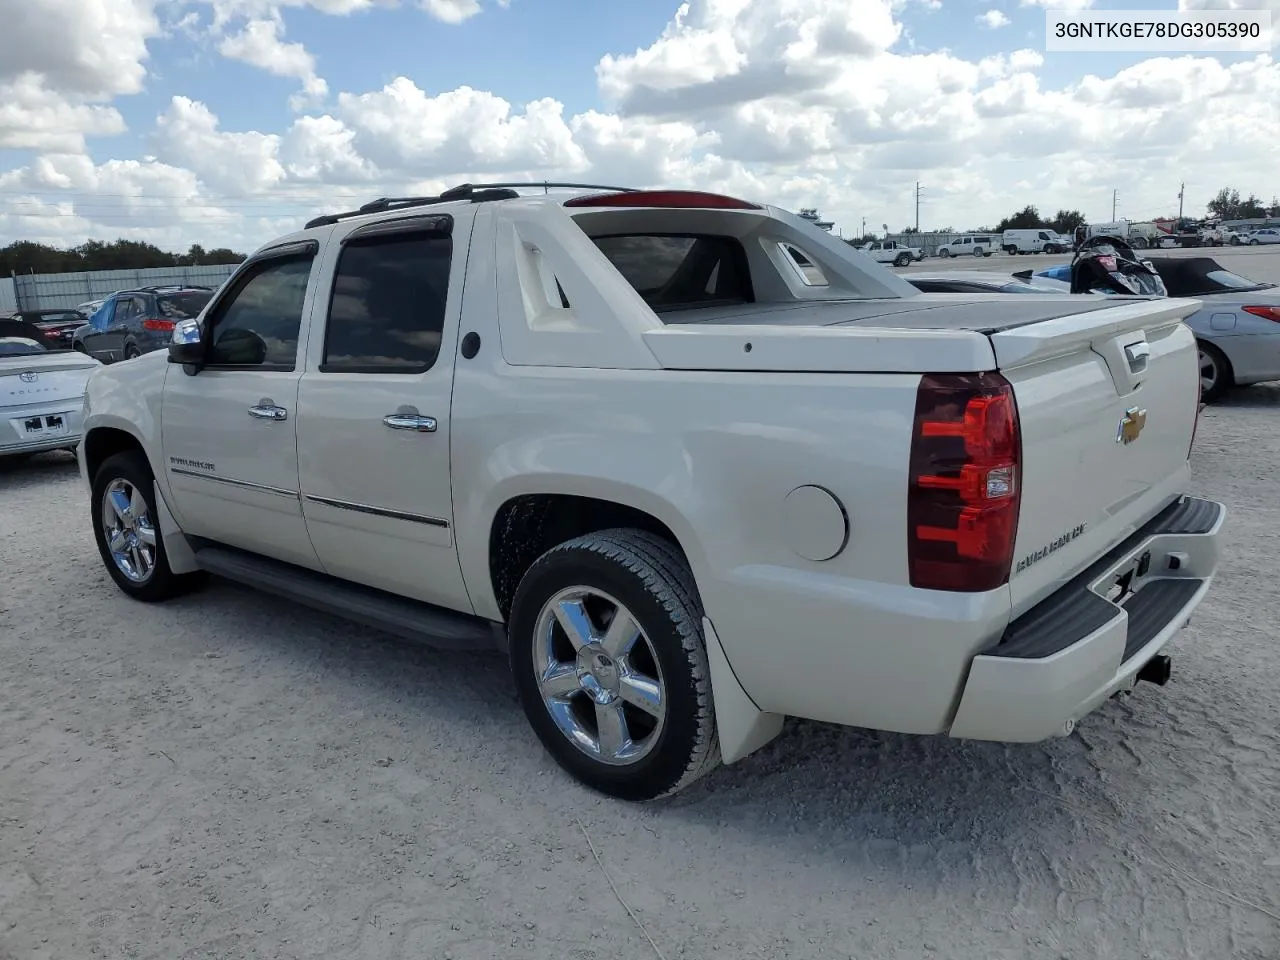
[0,0,1276,251]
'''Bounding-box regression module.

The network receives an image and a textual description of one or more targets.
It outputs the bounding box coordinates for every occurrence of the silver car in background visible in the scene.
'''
[1145,257,1280,401]
[1,317,102,458]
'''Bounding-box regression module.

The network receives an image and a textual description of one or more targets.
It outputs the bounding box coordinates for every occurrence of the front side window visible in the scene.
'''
[206,256,312,368]
[321,233,452,374]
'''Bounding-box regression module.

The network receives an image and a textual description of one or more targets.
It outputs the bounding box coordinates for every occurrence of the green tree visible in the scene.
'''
[1208,187,1268,220]
[1050,209,1087,235]
[995,205,1047,232]
[0,238,246,276]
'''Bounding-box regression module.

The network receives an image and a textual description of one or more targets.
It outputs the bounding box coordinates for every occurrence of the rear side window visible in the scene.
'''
[156,292,213,319]
[591,234,752,312]
[321,233,452,374]
[111,297,140,324]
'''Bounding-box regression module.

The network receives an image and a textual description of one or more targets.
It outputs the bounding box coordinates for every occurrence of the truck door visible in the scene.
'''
[294,213,473,612]
[161,241,323,570]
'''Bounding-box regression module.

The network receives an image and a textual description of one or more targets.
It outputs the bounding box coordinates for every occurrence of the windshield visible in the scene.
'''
[1148,257,1275,296]
[0,336,49,356]
[0,319,70,353]
[1003,282,1064,294]
[156,292,214,319]
[1202,270,1274,292]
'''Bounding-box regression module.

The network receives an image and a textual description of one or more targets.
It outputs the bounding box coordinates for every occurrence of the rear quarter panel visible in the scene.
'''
[449,351,1015,730]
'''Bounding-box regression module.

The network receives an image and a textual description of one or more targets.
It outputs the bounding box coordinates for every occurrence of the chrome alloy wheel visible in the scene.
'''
[101,478,157,583]
[532,586,666,766]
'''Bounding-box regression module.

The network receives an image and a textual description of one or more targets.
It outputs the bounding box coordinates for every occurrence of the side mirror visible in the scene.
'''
[168,319,204,366]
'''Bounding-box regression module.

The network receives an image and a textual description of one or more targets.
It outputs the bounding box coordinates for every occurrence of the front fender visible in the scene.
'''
[81,353,172,509]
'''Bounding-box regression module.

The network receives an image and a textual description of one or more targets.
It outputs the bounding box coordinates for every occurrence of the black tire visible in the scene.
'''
[1197,341,1233,404]
[508,529,720,801]
[91,450,204,602]
[124,345,141,360]
[894,253,910,267]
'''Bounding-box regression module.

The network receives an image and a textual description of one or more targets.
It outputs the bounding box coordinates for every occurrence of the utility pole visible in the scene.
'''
[861,216,867,238]
[915,181,923,232]
[1112,189,1119,221]
[1178,182,1185,220]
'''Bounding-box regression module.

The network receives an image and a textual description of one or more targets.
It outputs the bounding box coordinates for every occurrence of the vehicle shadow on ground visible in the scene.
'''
[1214,383,1280,409]
[166,576,1130,865]
[0,449,79,486]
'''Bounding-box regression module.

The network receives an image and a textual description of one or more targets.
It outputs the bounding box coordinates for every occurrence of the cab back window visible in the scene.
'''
[591,234,753,313]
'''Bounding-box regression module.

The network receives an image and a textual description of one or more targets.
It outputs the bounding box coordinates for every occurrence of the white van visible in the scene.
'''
[1002,229,1069,255]
[936,235,997,258]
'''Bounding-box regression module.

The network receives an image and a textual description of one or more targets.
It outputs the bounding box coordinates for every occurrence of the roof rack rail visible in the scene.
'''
[135,284,212,293]
[303,180,638,230]
[439,181,638,198]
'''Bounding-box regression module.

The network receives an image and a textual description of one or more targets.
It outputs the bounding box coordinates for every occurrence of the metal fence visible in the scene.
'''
[0,276,15,312]
[10,263,239,311]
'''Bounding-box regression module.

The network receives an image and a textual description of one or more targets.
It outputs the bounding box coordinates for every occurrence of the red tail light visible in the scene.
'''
[1243,305,1280,322]
[141,318,175,331]
[563,190,761,210]
[908,373,1022,592]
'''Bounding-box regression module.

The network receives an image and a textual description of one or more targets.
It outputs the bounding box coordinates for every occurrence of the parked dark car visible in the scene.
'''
[5,308,88,348]
[73,285,214,363]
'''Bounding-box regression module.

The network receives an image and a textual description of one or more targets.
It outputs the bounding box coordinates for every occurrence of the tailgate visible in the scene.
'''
[991,298,1202,617]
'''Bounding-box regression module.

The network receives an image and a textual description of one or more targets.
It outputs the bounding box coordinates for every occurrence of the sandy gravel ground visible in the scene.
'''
[4,297,1280,958]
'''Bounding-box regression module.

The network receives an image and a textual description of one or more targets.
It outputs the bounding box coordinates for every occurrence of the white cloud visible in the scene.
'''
[979,9,1011,28]
[1019,0,1093,8]
[337,79,588,173]
[419,0,482,23]
[153,97,286,194]
[0,76,126,152]
[0,0,158,155]
[0,0,160,98]
[280,115,377,182]
[218,16,329,105]
[596,0,903,115]
[1,0,1277,253]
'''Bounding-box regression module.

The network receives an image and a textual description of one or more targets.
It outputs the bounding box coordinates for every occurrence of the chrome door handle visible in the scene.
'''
[248,403,288,421]
[382,414,437,432]
[1124,341,1151,373]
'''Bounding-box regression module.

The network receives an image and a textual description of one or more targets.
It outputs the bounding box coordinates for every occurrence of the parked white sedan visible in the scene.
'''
[1248,228,1280,245]
[1,317,101,458]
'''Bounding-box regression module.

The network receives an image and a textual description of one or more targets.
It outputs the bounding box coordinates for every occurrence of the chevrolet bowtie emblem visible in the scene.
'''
[1117,406,1147,445]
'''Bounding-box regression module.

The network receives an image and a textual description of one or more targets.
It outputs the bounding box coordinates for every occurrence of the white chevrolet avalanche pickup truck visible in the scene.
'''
[77,182,1226,801]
